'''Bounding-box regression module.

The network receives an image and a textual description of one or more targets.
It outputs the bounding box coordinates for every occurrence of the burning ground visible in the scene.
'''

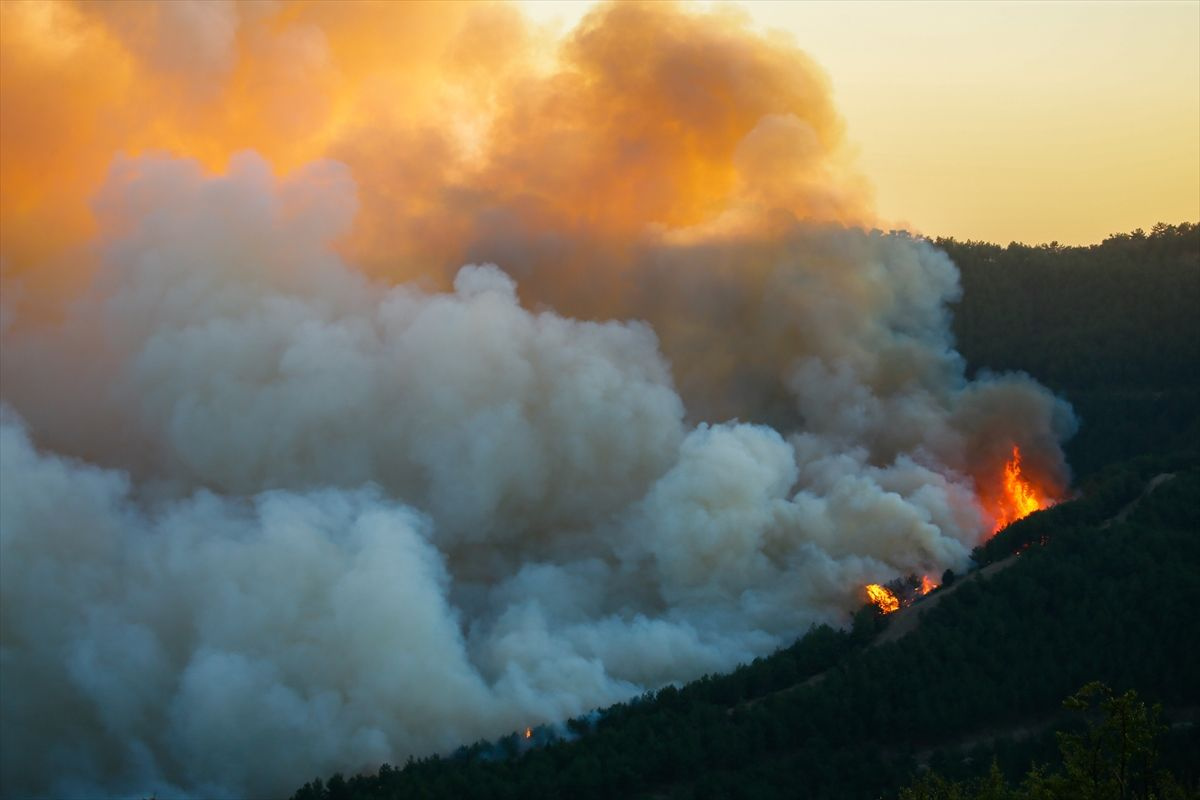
[0,2,1073,797]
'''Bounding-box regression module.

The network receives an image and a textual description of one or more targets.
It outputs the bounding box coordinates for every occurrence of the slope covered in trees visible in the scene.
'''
[941,222,1200,477]
[291,463,1200,800]
[901,682,1193,800]
[289,226,1200,799]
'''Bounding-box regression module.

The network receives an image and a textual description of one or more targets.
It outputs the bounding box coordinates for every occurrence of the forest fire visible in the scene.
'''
[0,2,1085,796]
[991,445,1055,534]
[865,584,900,614]
[865,574,938,615]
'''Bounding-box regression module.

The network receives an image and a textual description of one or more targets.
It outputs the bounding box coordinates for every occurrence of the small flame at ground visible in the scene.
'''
[991,445,1054,534]
[524,727,532,740]
[920,575,938,595]
[865,583,900,614]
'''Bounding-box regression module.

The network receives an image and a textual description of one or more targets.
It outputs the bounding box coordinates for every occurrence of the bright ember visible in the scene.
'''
[865,583,900,614]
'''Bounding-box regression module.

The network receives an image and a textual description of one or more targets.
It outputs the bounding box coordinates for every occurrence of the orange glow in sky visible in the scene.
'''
[2,0,1196,315]
[525,0,1200,245]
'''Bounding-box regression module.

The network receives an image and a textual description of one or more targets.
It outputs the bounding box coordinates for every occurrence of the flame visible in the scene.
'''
[919,575,938,595]
[865,583,899,614]
[524,727,532,740]
[991,445,1054,533]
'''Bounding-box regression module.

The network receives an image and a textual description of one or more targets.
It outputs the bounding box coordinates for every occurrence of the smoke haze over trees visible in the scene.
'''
[288,463,1200,799]
[0,2,1195,799]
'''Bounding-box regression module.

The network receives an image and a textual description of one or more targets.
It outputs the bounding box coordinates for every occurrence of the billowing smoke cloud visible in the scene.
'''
[0,2,1075,798]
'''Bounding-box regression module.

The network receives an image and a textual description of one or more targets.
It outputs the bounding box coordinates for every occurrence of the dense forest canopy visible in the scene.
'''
[941,222,1200,477]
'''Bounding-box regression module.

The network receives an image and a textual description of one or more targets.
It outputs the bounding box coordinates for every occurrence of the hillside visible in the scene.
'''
[289,225,1200,800]
[941,222,1200,478]
[290,462,1200,800]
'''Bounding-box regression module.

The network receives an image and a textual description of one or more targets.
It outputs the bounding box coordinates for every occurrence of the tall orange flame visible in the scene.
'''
[991,445,1053,533]
[865,583,899,614]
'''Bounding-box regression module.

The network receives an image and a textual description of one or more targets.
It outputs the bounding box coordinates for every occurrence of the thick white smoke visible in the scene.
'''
[0,151,1074,799]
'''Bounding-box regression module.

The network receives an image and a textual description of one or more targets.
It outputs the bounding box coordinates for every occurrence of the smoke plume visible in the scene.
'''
[0,2,1074,797]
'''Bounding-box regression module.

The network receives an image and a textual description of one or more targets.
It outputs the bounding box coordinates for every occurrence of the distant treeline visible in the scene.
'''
[290,459,1200,800]
[940,222,1200,477]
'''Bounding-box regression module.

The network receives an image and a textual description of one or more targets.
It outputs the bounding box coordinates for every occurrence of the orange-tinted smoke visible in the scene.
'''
[1,0,871,316]
[1,0,471,306]
[342,1,873,296]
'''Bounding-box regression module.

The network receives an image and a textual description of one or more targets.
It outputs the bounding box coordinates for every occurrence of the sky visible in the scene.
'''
[523,0,1200,245]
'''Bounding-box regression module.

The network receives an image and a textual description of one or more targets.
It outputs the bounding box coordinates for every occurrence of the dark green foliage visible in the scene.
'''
[972,454,1199,567]
[939,222,1200,478]
[941,223,1199,391]
[291,471,1200,800]
[901,683,1192,799]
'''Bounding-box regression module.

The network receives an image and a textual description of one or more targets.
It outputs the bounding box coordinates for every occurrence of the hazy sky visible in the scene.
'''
[524,0,1200,245]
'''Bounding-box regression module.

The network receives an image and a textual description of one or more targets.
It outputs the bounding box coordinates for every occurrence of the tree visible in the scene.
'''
[900,683,1192,800]
[1025,682,1183,800]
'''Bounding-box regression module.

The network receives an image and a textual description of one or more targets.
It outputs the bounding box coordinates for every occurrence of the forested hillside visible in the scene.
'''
[941,222,1200,477]
[291,461,1200,800]
[289,226,1200,800]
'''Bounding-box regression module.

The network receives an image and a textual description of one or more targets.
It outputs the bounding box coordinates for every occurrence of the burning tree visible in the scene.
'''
[864,574,940,615]
[990,445,1057,534]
